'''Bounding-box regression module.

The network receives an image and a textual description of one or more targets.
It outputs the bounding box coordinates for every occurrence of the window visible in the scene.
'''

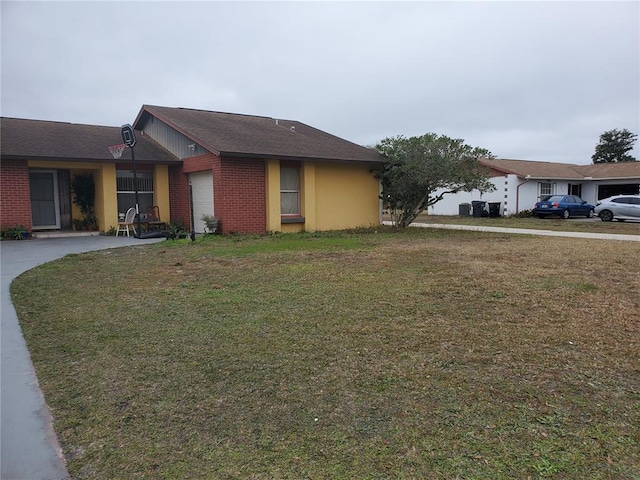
[280,167,300,215]
[539,182,552,196]
[116,170,154,214]
[538,182,556,199]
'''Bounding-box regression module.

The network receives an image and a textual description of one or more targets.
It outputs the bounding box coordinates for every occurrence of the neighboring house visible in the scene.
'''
[1,106,384,235]
[428,158,640,216]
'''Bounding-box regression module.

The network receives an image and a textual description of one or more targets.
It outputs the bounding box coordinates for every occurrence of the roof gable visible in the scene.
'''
[134,105,383,164]
[1,117,180,164]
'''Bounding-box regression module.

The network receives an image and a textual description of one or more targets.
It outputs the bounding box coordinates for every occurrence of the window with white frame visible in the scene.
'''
[116,170,154,215]
[280,167,300,215]
[538,182,556,199]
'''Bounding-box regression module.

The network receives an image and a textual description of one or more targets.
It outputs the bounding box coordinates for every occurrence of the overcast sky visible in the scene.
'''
[2,1,638,164]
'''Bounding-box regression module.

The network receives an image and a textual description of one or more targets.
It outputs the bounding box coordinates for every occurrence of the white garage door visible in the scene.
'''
[189,171,214,234]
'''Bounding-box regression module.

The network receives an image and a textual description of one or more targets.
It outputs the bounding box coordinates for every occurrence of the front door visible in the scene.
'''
[568,183,582,197]
[29,170,60,229]
[189,171,214,234]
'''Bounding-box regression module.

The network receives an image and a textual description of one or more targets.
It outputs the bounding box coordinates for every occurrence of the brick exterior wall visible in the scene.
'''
[1,159,32,231]
[216,157,266,234]
[2,154,267,235]
[168,165,191,228]
[174,154,266,234]
[182,154,217,175]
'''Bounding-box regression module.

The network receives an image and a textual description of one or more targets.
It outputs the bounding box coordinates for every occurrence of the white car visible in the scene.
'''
[594,195,640,222]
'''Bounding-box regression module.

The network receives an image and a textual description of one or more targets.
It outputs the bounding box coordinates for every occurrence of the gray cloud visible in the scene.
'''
[1,1,638,164]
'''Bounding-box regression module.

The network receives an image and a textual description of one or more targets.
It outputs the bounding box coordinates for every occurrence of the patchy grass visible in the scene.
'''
[399,213,640,235]
[11,228,640,479]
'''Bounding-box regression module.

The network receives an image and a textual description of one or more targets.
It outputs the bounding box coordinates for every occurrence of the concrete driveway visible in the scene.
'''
[1,236,164,480]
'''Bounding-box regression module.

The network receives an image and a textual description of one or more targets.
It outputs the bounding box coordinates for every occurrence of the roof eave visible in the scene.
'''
[1,154,182,165]
[586,176,640,181]
[521,175,638,181]
[220,150,384,165]
[522,176,587,181]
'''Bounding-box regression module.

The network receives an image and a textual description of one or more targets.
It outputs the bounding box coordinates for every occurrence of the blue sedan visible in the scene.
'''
[533,195,595,219]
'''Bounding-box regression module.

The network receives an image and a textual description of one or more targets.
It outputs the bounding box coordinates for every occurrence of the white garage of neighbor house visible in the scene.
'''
[427,158,640,217]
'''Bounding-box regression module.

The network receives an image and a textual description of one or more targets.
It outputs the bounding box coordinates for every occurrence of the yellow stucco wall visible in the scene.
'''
[153,165,170,223]
[27,161,170,232]
[265,160,281,232]
[97,164,117,232]
[265,160,381,233]
[302,163,317,231]
[314,162,381,230]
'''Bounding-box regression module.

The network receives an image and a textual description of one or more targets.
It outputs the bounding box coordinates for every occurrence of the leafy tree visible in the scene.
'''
[376,133,496,227]
[591,128,638,163]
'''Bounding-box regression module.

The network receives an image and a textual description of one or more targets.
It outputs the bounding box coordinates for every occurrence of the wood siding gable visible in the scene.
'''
[138,114,209,160]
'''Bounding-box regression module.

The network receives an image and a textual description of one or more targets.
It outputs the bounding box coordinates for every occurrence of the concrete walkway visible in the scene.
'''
[384,221,640,242]
[1,236,164,480]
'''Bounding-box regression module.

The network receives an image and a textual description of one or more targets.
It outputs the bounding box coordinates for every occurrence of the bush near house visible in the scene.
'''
[1,225,30,240]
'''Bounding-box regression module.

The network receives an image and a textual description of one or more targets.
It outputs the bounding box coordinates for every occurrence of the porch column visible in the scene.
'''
[96,164,117,232]
[265,159,281,232]
[153,165,170,223]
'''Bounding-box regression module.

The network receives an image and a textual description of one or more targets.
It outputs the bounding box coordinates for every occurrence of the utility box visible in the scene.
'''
[459,203,471,216]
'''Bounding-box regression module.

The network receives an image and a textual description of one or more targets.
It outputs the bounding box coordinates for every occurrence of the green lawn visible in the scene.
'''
[12,228,640,479]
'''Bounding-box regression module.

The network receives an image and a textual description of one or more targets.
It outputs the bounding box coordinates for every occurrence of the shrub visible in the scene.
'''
[2,225,30,240]
[512,209,534,218]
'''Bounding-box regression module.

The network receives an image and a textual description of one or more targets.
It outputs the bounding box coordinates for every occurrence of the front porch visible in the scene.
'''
[24,161,171,235]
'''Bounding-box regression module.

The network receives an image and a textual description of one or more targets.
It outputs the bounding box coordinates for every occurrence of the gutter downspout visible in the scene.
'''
[516,175,531,214]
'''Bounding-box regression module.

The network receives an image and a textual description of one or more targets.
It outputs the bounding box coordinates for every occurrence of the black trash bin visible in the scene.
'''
[459,203,471,216]
[488,202,501,217]
[471,201,487,217]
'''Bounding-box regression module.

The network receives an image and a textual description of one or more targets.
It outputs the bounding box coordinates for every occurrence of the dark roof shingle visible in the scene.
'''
[480,157,640,180]
[135,105,383,164]
[1,117,180,164]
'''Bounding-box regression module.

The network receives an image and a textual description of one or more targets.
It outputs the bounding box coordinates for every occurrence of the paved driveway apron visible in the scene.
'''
[1,236,164,480]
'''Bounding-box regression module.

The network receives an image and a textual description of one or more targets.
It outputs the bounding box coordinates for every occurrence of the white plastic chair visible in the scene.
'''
[116,207,137,237]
